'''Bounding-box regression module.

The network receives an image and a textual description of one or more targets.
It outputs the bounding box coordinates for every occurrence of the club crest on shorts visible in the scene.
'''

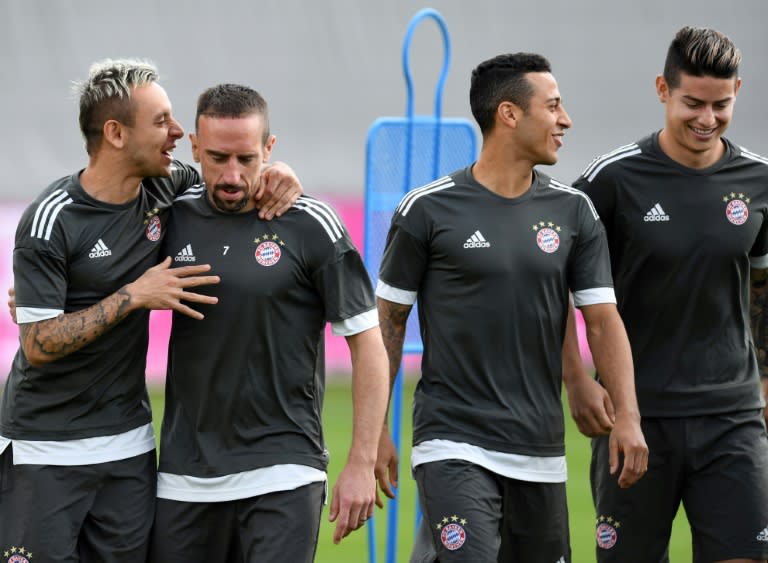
[435,514,468,551]
[723,192,750,226]
[144,209,162,242]
[2,546,31,563]
[532,220,562,254]
[595,515,620,549]
[253,233,285,267]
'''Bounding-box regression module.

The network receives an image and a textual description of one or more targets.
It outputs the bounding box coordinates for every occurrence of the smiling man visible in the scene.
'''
[374,52,647,563]
[564,27,768,563]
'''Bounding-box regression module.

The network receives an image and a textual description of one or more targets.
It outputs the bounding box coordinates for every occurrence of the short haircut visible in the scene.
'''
[75,58,159,156]
[195,84,270,144]
[663,26,741,89]
[469,52,552,135]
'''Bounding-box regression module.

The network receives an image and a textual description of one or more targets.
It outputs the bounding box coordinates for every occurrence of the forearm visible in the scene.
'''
[346,328,390,465]
[583,305,640,420]
[750,267,768,378]
[375,298,411,423]
[20,286,135,366]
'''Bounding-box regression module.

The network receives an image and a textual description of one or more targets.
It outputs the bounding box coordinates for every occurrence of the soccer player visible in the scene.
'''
[147,84,389,562]
[375,52,648,563]
[565,26,768,563]
[0,60,301,562]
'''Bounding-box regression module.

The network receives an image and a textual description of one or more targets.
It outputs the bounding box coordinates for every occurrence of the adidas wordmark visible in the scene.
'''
[89,239,112,259]
[464,230,491,249]
[644,203,669,222]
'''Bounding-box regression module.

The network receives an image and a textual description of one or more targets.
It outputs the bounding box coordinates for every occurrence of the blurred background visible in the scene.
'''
[1,0,767,379]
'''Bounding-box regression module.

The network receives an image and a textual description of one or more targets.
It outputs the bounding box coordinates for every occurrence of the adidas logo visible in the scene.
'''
[88,239,112,259]
[175,244,197,262]
[644,203,670,222]
[463,230,491,249]
[757,527,768,542]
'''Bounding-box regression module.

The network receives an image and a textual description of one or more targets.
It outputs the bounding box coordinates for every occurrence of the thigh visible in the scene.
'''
[414,460,502,563]
[80,451,157,563]
[498,479,570,563]
[148,498,240,563]
[683,410,768,563]
[6,463,96,563]
[238,482,325,563]
[591,420,683,563]
[0,445,15,547]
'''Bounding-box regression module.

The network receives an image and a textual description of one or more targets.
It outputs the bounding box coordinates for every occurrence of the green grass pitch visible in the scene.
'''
[149,378,692,562]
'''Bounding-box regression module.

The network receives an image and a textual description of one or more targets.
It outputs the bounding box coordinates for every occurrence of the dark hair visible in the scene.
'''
[663,26,741,89]
[469,52,552,135]
[195,84,270,143]
[76,58,158,156]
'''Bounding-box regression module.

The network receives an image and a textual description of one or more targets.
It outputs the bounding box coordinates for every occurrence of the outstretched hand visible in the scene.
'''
[125,257,220,319]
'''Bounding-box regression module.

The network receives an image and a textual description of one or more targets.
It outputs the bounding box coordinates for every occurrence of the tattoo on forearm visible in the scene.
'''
[751,268,768,377]
[377,299,411,388]
[23,289,134,363]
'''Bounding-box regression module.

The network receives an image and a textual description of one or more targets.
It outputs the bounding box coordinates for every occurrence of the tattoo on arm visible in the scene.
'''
[21,287,134,365]
[751,268,768,378]
[376,298,412,390]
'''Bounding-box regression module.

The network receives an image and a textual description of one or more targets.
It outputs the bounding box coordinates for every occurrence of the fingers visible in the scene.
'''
[256,163,303,220]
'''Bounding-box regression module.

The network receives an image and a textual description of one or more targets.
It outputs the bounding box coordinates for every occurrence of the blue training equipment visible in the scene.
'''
[362,8,478,563]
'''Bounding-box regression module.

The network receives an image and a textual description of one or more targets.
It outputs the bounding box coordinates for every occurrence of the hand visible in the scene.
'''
[125,257,220,319]
[565,374,615,437]
[328,461,376,545]
[254,161,303,220]
[7,286,16,324]
[608,413,648,488]
[374,426,399,508]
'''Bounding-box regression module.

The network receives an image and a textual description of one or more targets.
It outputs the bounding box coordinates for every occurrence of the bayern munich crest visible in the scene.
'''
[145,214,162,241]
[2,546,31,563]
[724,192,750,226]
[595,516,619,549]
[254,240,282,267]
[435,515,468,551]
[532,221,562,253]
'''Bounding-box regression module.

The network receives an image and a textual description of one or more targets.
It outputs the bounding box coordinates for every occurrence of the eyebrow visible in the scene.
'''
[682,94,733,104]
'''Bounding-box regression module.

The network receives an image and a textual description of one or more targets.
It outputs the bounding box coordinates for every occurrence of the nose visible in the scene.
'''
[698,105,717,127]
[559,106,573,129]
[222,158,241,184]
[169,118,184,140]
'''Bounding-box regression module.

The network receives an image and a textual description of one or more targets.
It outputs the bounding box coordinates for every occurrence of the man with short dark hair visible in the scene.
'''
[376,52,648,563]
[147,83,389,562]
[565,26,768,563]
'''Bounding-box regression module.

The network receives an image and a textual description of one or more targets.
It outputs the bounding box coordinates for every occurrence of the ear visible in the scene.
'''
[497,101,520,129]
[189,132,200,162]
[102,119,125,149]
[263,134,276,163]
[655,75,669,103]
[734,76,742,96]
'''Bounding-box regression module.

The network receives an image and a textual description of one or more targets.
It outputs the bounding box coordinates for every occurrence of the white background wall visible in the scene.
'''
[2,0,767,201]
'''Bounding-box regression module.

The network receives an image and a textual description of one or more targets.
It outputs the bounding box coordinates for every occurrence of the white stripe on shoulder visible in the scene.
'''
[740,146,768,166]
[31,190,73,241]
[173,184,206,201]
[294,196,344,242]
[547,179,600,220]
[397,176,455,217]
[581,143,641,182]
